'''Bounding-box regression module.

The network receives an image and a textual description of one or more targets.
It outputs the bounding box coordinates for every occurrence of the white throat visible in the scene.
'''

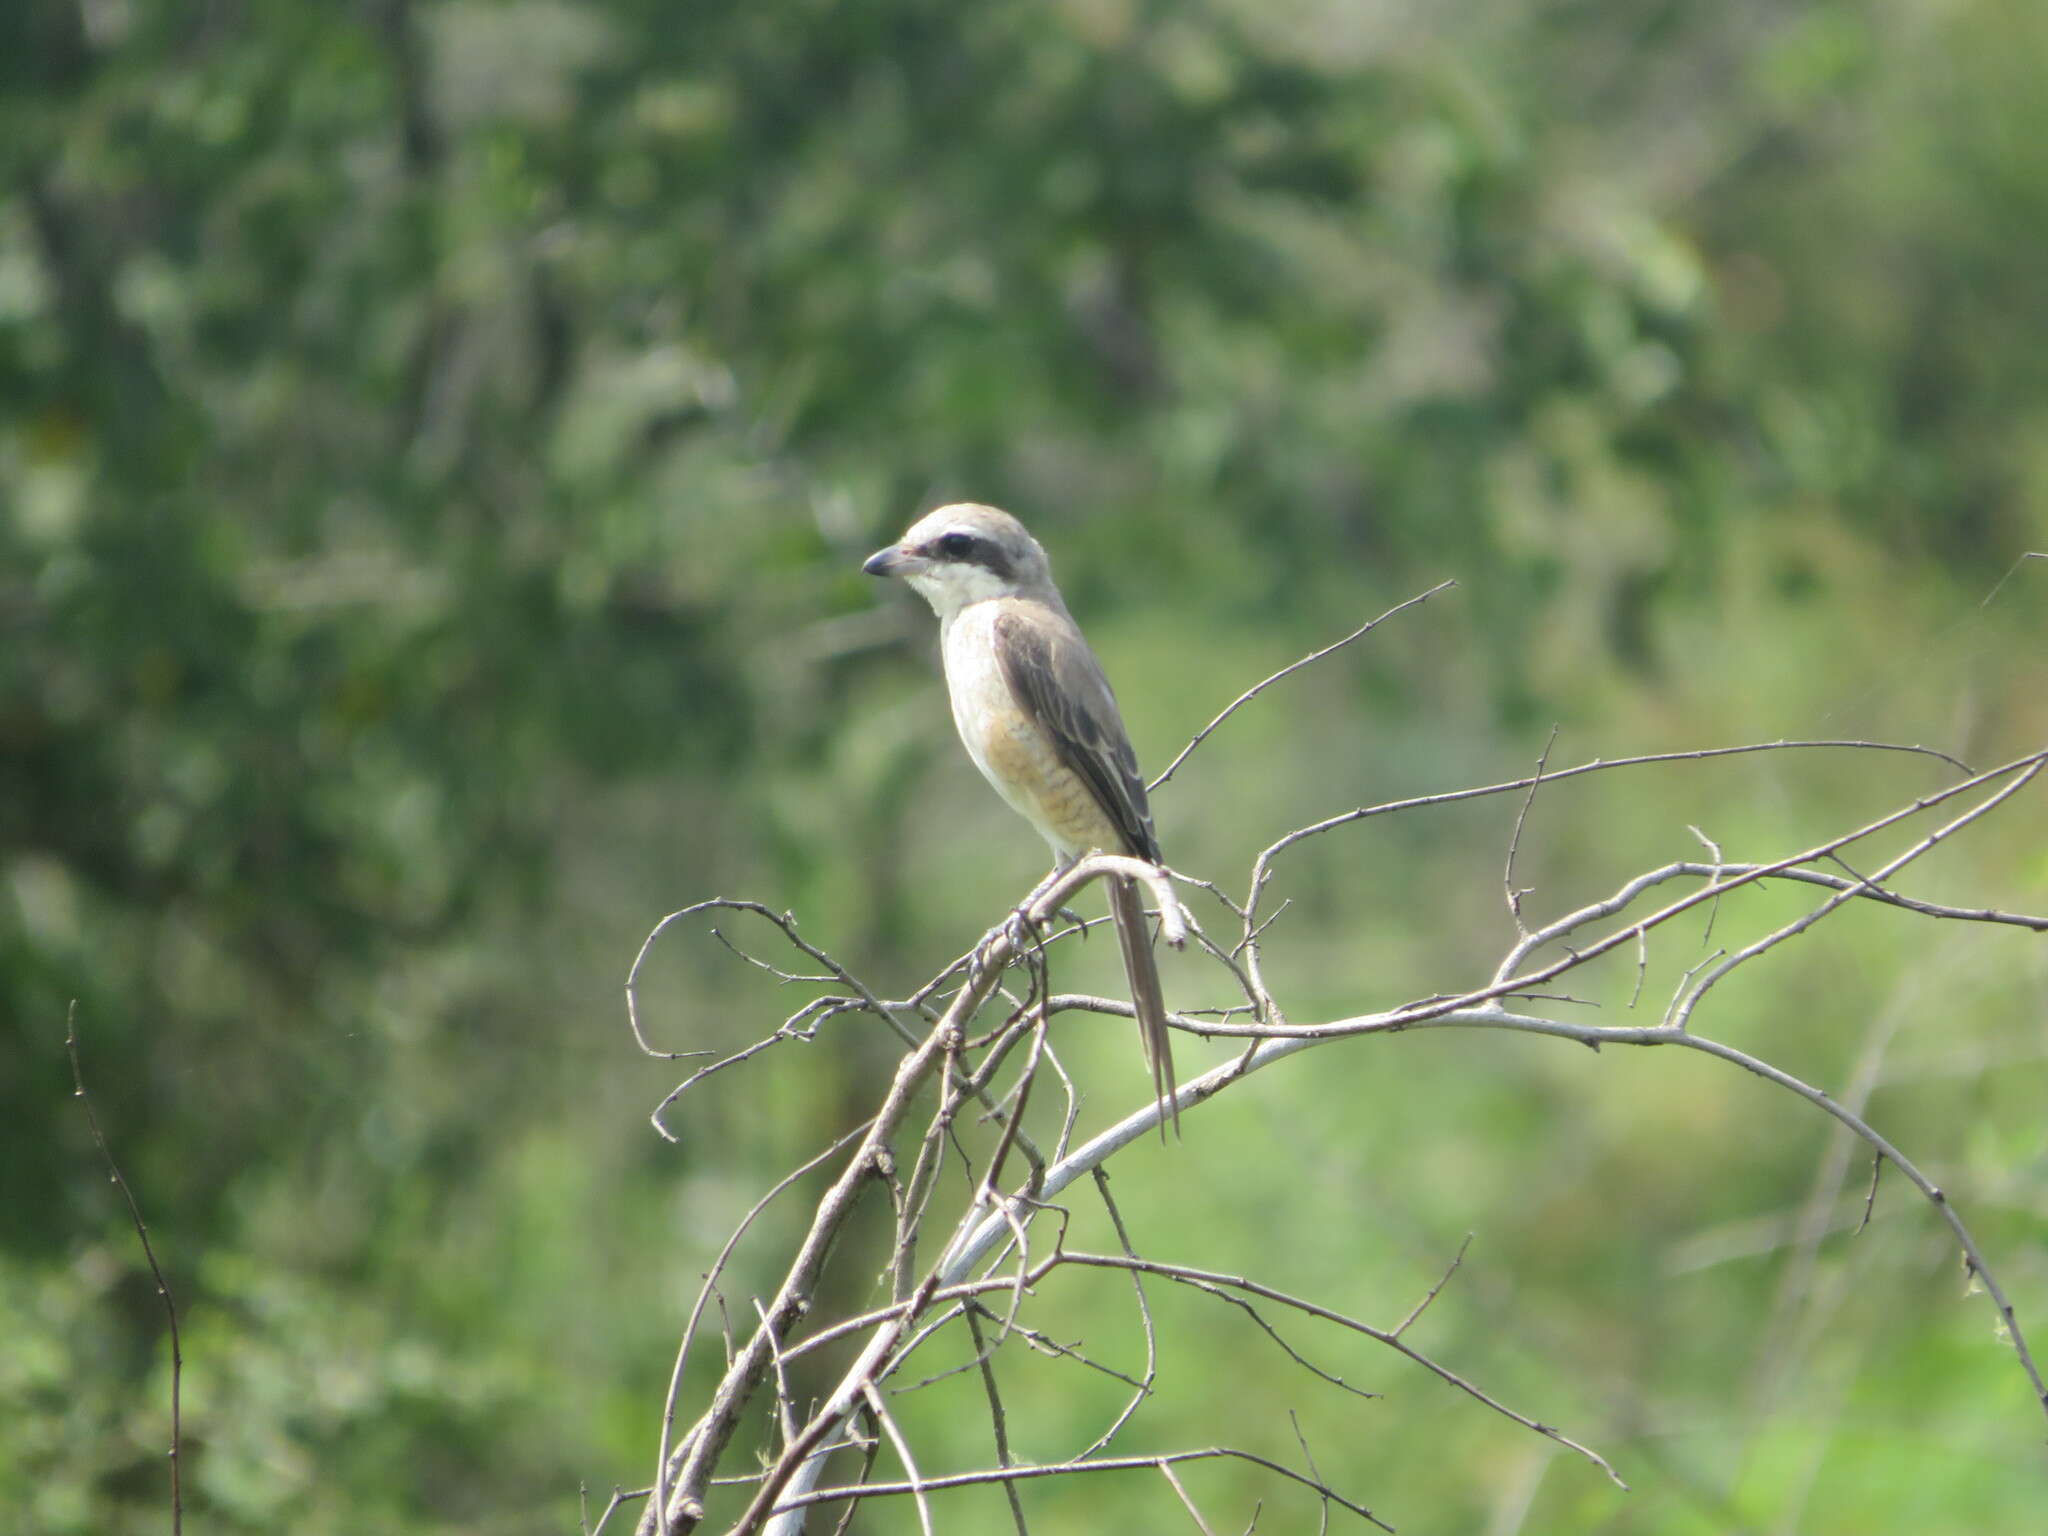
[906,561,1017,622]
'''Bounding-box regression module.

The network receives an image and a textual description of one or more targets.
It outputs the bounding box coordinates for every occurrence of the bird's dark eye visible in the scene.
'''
[925,526,1013,579]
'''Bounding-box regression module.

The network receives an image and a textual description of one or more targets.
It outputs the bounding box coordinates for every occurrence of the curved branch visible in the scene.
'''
[1150,581,1458,792]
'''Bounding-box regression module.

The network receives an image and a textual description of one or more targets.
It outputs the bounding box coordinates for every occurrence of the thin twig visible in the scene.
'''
[1978,550,2045,608]
[1392,1234,1474,1340]
[1160,1458,1221,1535]
[1857,1156,1884,1236]
[1688,825,1726,948]
[628,899,892,1060]
[964,1308,1031,1536]
[825,1427,882,1536]
[653,1121,873,1525]
[1058,1252,1625,1487]
[1249,736,1979,961]
[769,1448,1390,1530]
[1504,727,1560,935]
[755,1298,801,1449]
[67,1004,183,1536]
[1150,581,1458,792]
[947,972,2048,1443]
[1306,1004,2048,1423]
[1746,983,1914,1422]
[707,925,839,984]
[589,1486,648,1536]
[1077,1169,1158,1458]
[861,1381,934,1536]
[1668,759,2044,1029]
[1289,1411,1332,1536]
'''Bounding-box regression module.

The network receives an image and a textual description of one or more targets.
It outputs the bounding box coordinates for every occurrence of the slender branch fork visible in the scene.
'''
[618,590,2048,1536]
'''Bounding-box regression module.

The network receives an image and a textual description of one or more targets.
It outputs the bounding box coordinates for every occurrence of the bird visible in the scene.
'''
[863,504,1179,1134]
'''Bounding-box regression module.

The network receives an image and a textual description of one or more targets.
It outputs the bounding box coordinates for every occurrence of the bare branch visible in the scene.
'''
[1150,580,1458,792]
[1504,726,1560,935]
[754,1299,800,1450]
[769,1448,1391,1530]
[1857,1156,1884,1236]
[1057,1252,1624,1487]
[1667,759,2044,1029]
[1978,550,2045,607]
[686,854,1194,1536]
[627,590,2045,1534]
[1076,1169,1159,1458]
[653,1121,874,1526]
[824,1430,882,1536]
[67,1004,183,1536]
[861,1382,933,1536]
[962,1307,1031,1536]
[1288,1411,1332,1536]
[1309,1005,2048,1422]
[706,925,839,985]
[589,1486,649,1535]
[1392,1235,1473,1340]
[1251,735,1979,938]
[641,1009,965,1533]
[1160,1458,1221,1535]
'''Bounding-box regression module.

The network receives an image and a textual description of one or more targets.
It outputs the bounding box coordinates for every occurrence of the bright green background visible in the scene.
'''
[4,0,2045,1530]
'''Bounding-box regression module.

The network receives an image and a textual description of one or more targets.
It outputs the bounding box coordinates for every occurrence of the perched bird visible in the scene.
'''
[864,504,1178,1133]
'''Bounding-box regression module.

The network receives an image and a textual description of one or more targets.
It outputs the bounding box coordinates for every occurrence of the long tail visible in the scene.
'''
[1110,875,1179,1138]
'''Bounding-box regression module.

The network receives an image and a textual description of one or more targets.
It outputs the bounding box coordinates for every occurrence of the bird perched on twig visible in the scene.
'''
[864,504,1179,1135]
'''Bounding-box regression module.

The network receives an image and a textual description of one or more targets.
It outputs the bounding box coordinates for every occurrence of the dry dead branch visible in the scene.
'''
[617,597,2048,1536]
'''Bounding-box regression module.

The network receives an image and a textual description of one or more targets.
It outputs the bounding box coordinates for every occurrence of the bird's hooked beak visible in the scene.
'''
[862,543,925,578]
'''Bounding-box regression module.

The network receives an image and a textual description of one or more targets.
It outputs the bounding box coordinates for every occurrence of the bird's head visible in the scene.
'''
[862,503,1054,618]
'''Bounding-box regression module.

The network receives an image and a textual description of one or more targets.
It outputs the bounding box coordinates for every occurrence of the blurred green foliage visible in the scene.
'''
[3,0,2044,1530]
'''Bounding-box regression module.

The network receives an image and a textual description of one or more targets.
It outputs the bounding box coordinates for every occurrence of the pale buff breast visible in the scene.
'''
[941,601,1124,860]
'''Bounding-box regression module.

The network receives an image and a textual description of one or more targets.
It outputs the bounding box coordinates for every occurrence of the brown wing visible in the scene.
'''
[994,605,1161,864]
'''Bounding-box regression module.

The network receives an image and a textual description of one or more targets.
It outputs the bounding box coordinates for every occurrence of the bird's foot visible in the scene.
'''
[997,902,1046,959]
[968,903,1040,990]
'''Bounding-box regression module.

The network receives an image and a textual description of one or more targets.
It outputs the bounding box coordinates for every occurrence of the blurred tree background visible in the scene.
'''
[3,0,2044,1530]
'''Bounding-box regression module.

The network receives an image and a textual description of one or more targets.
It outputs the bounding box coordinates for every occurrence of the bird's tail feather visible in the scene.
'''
[1110,875,1179,1138]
